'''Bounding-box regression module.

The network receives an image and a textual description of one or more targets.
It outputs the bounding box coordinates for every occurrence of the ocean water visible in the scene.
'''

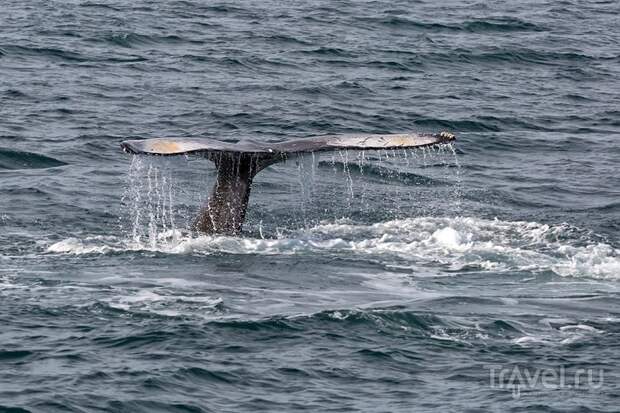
[1,0,619,412]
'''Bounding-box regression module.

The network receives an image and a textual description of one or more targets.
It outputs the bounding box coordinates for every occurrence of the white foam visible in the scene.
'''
[513,335,552,346]
[47,237,117,255]
[514,321,604,347]
[558,324,602,333]
[328,310,348,320]
[431,226,471,251]
[553,244,620,279]
[45,216,620,280]
[102,288,223,318]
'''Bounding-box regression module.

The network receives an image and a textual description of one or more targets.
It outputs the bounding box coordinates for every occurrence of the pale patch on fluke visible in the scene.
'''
[149,140,181,154]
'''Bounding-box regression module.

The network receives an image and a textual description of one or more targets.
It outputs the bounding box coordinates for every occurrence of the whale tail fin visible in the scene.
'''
[121,132,456,234]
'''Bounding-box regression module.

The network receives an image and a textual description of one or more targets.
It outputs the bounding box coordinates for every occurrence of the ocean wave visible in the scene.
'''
[2,89,30,99]
[420,49,606,67]
[209,308,610,348]
[295,47,357,58]
[513,319,606,347]
[412,118,502,132]
[0,45,87,62]
[79,2,122,11]
[258,33,312,46]
[0,148,67,170]
[46,216,620,280]
[0,43,147,65]
[101,288,224,318]
[359,16,544,33]
[0,273,225,320]
[462,18,544,33]
[2,266,612,347]
[99,32,202,49]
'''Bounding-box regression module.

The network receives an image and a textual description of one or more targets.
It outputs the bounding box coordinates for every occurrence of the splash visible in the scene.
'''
[287,143,461,226]
[47,216,620,281]
[46,145,620,280]
[120,155,184,249]
[117,144,461,244]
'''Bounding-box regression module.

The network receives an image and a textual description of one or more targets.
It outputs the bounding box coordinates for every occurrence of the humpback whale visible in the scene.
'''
[121,132,456,235]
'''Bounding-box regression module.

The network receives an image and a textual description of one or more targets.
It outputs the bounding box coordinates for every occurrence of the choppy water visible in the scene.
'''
[1,0,619,411]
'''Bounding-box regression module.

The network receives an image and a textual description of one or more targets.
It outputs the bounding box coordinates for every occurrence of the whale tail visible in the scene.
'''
[121,132,456,234]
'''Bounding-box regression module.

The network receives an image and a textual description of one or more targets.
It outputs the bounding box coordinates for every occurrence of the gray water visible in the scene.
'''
[1,1,619,412]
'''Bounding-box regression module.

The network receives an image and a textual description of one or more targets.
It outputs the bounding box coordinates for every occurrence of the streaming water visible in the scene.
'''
[119,145,460,250]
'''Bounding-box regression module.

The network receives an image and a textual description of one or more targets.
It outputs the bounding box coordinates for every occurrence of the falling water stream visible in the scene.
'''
[121,143,461,249]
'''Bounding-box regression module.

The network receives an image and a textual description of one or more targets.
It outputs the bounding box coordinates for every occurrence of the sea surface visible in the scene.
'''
[1,1,619,412]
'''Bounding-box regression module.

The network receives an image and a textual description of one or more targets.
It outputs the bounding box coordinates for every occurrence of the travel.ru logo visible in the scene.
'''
[485,365,604,399]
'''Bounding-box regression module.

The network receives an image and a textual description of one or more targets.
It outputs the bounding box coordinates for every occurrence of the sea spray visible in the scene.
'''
[119,144,462,243]
[121,155,182,249]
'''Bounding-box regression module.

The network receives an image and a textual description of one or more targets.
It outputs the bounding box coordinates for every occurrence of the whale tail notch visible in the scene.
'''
[121,132,456,235]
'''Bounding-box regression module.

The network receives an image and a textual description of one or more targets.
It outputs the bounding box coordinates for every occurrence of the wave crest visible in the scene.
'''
[0,148,66,170]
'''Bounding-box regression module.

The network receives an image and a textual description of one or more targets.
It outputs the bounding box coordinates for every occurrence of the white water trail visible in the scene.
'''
[48,214,620,281]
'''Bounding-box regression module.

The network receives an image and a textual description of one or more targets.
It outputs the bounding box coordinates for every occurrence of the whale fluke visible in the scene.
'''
[121,132,456,234]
